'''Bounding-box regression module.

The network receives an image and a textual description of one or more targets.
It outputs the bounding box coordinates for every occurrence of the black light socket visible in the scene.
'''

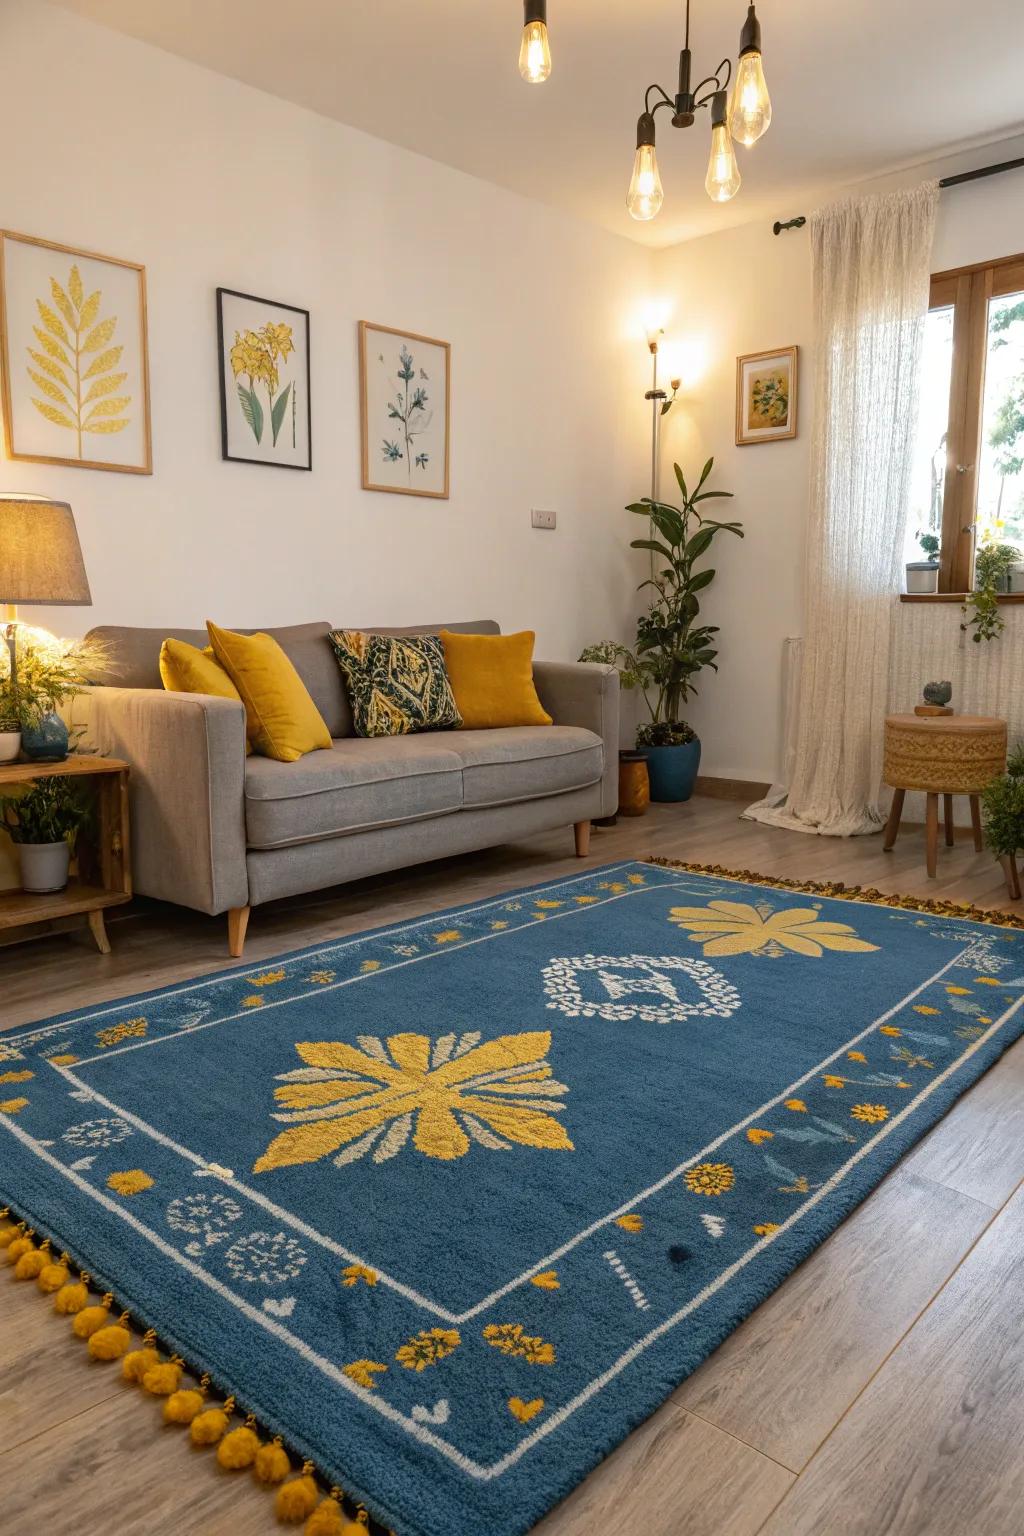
[524,0,547,25]
[710,90,728,129]
[636,111,656,148]
[739,3,761,57]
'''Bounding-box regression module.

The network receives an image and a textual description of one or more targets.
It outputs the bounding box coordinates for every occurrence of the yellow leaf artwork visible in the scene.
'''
[668,900,879,959]
[253,1030,573,1173]
[26,264,130,454]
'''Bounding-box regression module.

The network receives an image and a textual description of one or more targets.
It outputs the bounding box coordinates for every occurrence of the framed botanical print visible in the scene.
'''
[217,288,311,470]
[0,229,152,474]
[736,345,798,445]
[359,321,450,498]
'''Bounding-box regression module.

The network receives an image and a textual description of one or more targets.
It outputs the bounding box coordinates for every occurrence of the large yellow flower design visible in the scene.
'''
[254,1030,572,1172]
[668,900,879,959]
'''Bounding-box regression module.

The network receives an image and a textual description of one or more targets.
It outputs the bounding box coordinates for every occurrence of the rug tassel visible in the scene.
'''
[37,1249,71,1294]
[14,1237,51,1281]
[254,1435,292,1486]
[54,1269,91,1315]
[163,1372,210,1423]
[5,1226,34,1266]
[123,1328,161,1384]
[276,1462,319,1524]
[339,1505,370,1536]
[191,1393,236,1447]
[305,1486,345,1536]
[142,1353,185,1396]
[217,1411,262,1469]
[0,1209,19,1249]
[88,1309,133,1360]
[72,1290,114,1339]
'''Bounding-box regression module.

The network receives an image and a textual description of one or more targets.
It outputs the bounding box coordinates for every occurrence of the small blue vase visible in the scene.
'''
[21,711,70,762]
[644,738,702,803]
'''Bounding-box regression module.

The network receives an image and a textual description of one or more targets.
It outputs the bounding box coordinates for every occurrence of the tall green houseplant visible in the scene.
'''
[581,458,743,801]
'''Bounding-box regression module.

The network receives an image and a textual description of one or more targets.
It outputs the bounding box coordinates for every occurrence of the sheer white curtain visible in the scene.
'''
[746,181,939,836]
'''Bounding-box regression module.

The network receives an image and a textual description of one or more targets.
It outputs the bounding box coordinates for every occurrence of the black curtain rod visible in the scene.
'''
[773,153,1024,232]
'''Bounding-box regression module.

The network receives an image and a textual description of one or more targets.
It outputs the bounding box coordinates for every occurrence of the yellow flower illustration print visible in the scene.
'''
[746,1128,773,1144]
[343,1360,387,1390]
[483,1324,555,1365]
[96,1018,147,1048]
[785,1098,807,1113]
[822,1075,846,1088]
[252,970,286,987]
[341,1263,378,1287]
[106,1170,154,1196]
[615,1213,644,1232]
[668,900,878,958]
[851,1103,889,1124]
[254,1030,572,1172]
[684,1162,735,1197]
[396,1328,460,1371]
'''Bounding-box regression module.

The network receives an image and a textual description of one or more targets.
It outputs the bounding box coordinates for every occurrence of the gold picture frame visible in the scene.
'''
[359,321,450,499]
[0,229,152,475]
[735,345,798,446]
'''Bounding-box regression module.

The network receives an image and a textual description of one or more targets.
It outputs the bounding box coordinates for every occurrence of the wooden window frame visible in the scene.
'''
[902,251,1024,601]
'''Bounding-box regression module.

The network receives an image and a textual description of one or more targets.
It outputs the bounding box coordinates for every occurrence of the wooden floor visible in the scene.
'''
[2,797,1023,1536]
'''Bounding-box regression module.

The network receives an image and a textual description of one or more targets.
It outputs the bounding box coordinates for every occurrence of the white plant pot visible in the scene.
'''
[19,840,70,894]
[0,729,21,763]
[906,561,939,595]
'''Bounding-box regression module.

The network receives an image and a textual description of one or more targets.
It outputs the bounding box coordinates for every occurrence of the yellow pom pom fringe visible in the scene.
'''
[6,1230,35,1265]
[339,1511,370,1536]
[72,1292,114,1339]
[254,1436,292,1485]
[276,1464,319,1524]
[190,1394,235,1447]
[37,1251,71,1293]
[88,1310,133,1360]
[142,1355,184,1396]
[54,1272,91,1314]
[217,1415,261,1469]
[123,1330,160,1384]
[14,1239,50,1280]
[305,1489,344,1536]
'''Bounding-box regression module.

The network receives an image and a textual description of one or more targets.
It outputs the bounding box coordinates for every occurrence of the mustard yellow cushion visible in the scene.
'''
[159,638,253,754]
[206,621,331,762]
[439,630,553,730]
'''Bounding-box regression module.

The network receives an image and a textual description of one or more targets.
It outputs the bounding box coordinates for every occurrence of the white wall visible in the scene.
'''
[654,133,1024,784]
[0,0,654,661]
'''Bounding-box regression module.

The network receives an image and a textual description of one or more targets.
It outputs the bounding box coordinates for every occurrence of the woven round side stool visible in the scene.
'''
[882,714,1007,878]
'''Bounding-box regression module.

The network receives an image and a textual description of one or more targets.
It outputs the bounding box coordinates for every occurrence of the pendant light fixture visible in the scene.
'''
[627,0,771,221]
[519,0,552,83]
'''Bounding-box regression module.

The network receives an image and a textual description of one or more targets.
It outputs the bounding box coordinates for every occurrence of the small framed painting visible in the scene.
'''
[0,229,152,474]
[359,321,450,498]
[735,346,798,445]
[217,288,311,470]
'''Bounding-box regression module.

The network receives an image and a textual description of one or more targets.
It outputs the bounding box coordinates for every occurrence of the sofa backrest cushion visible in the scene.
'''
[85,619,500,740]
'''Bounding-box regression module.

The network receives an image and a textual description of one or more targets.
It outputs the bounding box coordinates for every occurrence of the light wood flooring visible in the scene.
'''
[2,797,1022,1536]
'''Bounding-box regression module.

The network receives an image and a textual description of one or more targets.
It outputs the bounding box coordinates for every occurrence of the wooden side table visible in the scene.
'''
[882,714,1006,878]
[0,755,131,953]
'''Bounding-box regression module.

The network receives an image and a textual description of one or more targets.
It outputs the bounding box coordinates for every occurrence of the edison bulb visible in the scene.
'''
[729,51,772,145]
[519,20,552,83]
[627,144,664,221]
[705,123,741,202]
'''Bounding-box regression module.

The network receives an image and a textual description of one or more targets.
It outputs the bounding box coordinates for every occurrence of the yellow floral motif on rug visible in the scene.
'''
[668,899,880,958]
[254,1030,573,1172]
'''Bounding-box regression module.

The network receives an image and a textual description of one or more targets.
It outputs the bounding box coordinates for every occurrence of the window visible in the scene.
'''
[904,252,1024,595]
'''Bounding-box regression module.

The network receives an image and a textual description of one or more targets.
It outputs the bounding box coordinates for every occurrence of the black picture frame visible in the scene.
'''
[216,286,312,470]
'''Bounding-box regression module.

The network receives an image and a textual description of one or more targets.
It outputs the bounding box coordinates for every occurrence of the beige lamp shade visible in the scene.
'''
[0,493,91,606]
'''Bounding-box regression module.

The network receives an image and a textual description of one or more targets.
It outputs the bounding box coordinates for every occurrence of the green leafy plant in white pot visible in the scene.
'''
[0,776,90,893]
[581,458,743,802]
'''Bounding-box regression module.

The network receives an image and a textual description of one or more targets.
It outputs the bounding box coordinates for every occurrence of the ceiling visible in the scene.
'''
[52,0,1024,248]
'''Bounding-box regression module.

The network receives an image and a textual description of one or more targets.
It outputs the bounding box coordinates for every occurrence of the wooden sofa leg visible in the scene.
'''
[574,820,591,857]
[228,905,251,958]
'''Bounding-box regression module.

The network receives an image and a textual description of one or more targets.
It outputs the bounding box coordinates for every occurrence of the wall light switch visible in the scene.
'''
[531,508,556,530]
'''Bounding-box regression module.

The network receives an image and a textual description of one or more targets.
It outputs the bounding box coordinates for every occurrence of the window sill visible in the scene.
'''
[899,592,1024,603]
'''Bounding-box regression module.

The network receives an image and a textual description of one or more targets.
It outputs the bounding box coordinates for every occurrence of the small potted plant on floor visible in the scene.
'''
[905,530,940,594]
[0,776,90,893]
[581,458,743,803]
[981,743,1024,897]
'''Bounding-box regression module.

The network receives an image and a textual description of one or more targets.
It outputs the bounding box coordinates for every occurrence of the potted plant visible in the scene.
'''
[5,625,101,761]
[981,743,1024,896]
[0,680,20,763]
[905,530,940,594]
[0,775,90,893]
[581,458,743,802]
[962,539,1020,643]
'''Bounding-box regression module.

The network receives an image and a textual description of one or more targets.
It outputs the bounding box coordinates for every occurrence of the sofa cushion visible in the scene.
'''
[449,726,604,809]
[244,735,464,849]
[86,621,352,739]
[328,630,462,737]
[328,620,500,737]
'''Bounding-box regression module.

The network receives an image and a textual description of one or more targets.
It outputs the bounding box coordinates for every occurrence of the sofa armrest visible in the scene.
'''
[533,661,619,818]
[70,686,248,915]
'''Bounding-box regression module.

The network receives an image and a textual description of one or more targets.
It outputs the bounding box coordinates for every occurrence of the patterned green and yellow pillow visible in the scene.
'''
[328,630,462,737]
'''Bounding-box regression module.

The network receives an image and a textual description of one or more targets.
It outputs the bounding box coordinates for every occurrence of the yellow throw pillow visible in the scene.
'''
[439,630,553,730]
[206,621,332,762]
[160,638,253,754]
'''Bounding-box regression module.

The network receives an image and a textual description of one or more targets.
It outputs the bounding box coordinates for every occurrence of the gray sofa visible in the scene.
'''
[73,620,619,955]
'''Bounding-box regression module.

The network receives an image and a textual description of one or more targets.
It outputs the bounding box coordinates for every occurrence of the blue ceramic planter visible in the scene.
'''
[644,738,702,803]
[21,711,69,762]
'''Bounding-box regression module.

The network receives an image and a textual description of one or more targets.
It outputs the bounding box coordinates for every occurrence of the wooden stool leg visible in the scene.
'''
[87,909,111,955]
[883,788,905,851]
[925,793,939,878]
[969,795,983,853]
[943,794,955,846]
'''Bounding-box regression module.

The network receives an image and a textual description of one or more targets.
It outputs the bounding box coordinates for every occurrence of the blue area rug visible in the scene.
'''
[3,859,1024,1536]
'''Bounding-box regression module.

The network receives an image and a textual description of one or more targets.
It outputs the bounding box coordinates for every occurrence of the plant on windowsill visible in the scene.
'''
[961,540,1020,643]
[0,775,91,894]
[580,457,743,803]
[905,530,940,595]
